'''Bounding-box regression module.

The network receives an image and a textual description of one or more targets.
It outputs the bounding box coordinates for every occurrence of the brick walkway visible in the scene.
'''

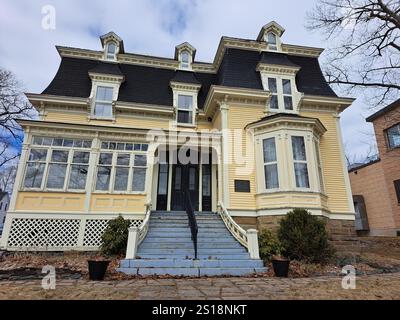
[0,272,399,300]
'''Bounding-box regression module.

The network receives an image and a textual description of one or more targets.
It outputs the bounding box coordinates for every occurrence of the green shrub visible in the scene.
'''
[100,215,131,257]
[258,229,285,262]
[277,208,334,263]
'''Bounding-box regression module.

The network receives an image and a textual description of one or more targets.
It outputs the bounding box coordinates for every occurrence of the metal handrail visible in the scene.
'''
[184,190,198,259]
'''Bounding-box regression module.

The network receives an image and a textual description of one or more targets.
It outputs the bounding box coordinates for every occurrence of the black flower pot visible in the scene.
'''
[88,260,110,280]
[272,259,290,277]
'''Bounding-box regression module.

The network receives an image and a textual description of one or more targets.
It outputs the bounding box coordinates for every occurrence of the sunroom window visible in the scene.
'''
[177,94,194,124]
[291,136,310,188]
[263,137,279,189]
[94,86,113,118]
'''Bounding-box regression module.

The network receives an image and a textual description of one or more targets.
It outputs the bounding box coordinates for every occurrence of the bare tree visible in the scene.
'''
[0,68,34,168]
[307,0,400,108]
[0,162,17,193]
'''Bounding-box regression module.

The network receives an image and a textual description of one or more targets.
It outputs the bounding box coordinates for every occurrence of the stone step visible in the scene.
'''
[147,227,230,233]
[137,253,251,260]
[139,242,244,249]
[141,236,239,243]
[150,220,225,226]
[138,247,247,255]
[117,266,267,276]
[120,259,264,269]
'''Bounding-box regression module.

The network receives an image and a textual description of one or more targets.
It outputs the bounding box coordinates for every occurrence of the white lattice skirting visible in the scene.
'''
[1,213,143,251]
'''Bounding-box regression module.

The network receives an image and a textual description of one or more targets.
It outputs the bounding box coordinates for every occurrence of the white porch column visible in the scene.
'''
[84,133,100,213]
[219,102,230,207]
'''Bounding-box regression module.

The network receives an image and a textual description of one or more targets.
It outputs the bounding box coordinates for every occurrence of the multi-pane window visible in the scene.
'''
[94,86,113,118]
[106,42,117,60]
[267,78,294,111]
[95,142,148,193]
[177,94,194,124]
[23,136,92,190]
[263,137,279,189]
[24,149,47,188]
[291,136,310,188]
[180,51,190,69]
[387,124,400,149]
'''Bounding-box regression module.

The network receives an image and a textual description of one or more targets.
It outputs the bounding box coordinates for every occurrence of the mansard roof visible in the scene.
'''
[42,32,337,109]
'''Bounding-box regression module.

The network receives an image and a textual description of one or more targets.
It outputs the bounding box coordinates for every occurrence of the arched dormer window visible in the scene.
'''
[106,42,117,60]
[180,50,191,70]
[266,32,277,50]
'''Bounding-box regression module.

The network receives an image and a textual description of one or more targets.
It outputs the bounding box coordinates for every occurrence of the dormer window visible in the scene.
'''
[180,50,191,70]
[106,42,117,60]
[266,32,278,51]
[94,86,113,118]
[265,77,296,112]
[177,94,194,124]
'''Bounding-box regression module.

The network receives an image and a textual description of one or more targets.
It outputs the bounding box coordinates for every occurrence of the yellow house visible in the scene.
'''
[0,22,355,274]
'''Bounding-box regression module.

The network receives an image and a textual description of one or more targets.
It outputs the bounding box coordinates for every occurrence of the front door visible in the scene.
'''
[171,164,199,211]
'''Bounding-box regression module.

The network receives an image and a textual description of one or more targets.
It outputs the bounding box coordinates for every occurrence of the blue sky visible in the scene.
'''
[0,0,378,161]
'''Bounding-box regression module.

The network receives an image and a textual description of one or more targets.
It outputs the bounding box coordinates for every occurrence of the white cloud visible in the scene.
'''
[0,0,376,157]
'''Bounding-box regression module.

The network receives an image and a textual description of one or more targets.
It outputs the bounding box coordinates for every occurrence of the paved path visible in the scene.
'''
[0,273,399,300]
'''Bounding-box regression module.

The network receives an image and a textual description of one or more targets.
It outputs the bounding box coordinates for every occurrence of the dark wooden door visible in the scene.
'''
[171,164,199,211]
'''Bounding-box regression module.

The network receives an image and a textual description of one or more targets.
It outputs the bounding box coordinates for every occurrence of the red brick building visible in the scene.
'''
[349,99,400,236]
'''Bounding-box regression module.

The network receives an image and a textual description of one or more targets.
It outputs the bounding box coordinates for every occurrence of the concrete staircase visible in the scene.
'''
[118,211,267,276]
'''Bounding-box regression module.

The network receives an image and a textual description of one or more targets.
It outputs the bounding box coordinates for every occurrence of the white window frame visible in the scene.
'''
[22,136,93,192]
[262,137,280,190]
[179,50,192,70]
[290,135,311,190]
[260,73,300,113]
[89,81,121,121]
[172,89,198,127]
[94,142,148,194]
[264,31,282,52]
[255,129,323,195]
[104,41,118,61]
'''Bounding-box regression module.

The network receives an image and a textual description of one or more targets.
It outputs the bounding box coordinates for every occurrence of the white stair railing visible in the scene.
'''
[125,202,152,259]
[217,201,260,260]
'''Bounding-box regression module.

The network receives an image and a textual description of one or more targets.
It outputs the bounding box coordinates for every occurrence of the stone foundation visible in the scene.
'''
[233,215,359,252]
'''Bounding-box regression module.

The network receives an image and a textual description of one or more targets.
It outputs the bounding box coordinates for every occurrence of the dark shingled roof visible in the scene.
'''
[42,46,337,109]
[366,98,400,122]
[89,62,123,76]
[259,52,300,68]
[171,70,201,85]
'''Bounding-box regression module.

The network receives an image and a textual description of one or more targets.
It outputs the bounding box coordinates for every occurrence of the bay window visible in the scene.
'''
[291,136,310,188]
[93,86,114,118]
[263,137,279,189]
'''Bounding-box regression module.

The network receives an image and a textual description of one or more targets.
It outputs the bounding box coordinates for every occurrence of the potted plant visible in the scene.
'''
[271,245,290,277]
[87,256,111,281]
[88,215,130,281]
